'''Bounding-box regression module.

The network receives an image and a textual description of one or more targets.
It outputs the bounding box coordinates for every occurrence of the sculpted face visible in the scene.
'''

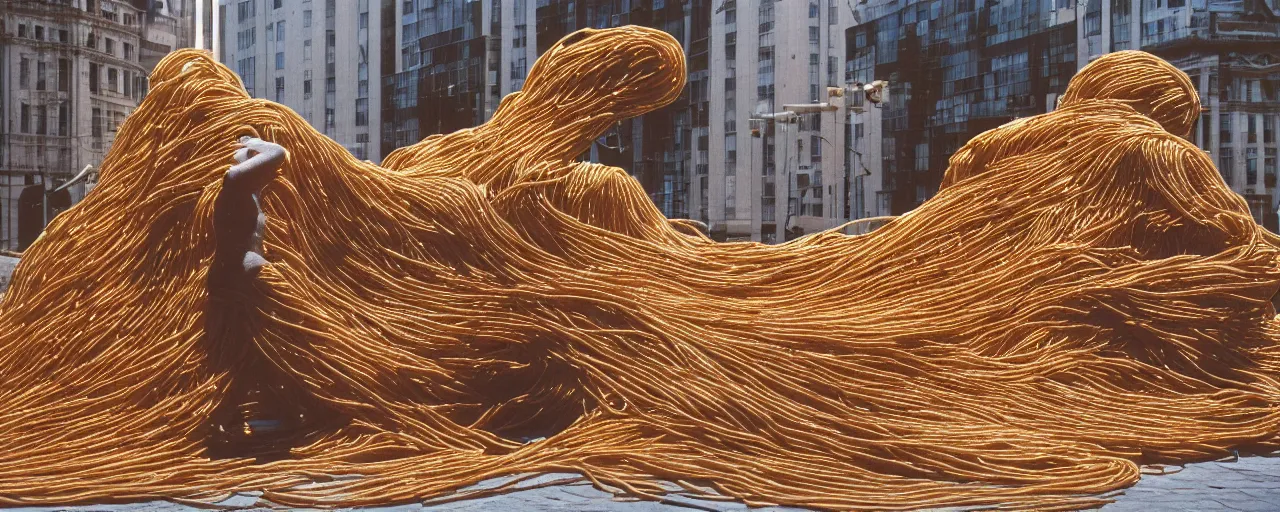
[0,29,1278,512]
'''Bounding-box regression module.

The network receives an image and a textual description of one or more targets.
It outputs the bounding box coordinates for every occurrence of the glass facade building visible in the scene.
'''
[534,0,706,219]
[381,0,489,157]
[845,0,1078,216]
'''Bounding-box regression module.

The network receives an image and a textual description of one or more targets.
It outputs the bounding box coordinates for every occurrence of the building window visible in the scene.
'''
[359,12,369,30]
[36,106,47,135]
[238,28,256,49]
[304,79,312,96]
[58,103,69,136]
[59,59,70,92]
[514,25,527,48]
[20,104,30,133]
[276,52,285,70]
[105,38,115,55]
[278,21,286,41]
[18,24,26,38]
[304,10,313,27]
[108,68,118,92]
[92,107,103,138]
[275,77,285,101]
[35,26,44,40]
[36,61,46,91]
[19,57,29,89]
[275,0,283,8]
[237,57,256,95]
[1221,115,1232,144]
[238,0,255,21]
[1266,115,1275,143]
[1266,148,1277,184]
[1247,148,1258,185]
[124,43,133,61]
[724,175,736,219]
[89,62,100,93]
[1084,9,1102,36]
[304,40,313,60]
[124,70,132,97]
[1248,115,1257,143]
[59,29,68,43]
[355,98,368,126]
[1220,151,1234,185]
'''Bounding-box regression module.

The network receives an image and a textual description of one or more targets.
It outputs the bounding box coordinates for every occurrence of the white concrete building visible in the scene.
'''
[217,0,383,161]
[698,0,860,243]
[1,0,154,251]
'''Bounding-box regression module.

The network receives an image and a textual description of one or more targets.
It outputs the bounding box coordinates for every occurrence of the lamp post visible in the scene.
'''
[832,80,888,222]
[749,111,798,243]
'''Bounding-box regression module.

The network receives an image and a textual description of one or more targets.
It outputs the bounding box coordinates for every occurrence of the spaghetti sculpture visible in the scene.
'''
[1,26,1278,511]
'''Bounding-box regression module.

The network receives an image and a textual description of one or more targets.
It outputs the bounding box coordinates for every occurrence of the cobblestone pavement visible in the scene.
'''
[6,454,1278,511]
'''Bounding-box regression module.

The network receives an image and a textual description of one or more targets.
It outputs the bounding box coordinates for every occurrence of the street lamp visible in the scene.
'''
[750,111,799,242]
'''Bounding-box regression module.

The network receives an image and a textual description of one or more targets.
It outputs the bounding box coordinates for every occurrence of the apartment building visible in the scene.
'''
[379,0,709,221]
[1085,0,1280,228]
[694,0,855,243]
[0,0,157,251]
[843,0,1078,219]
[380,0,527,156]
[219,0,384,161]
[845,0,1278,231]
[535,0,709,220]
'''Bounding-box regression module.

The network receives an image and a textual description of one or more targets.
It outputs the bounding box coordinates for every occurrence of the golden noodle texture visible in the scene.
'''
[0,27,1278,511]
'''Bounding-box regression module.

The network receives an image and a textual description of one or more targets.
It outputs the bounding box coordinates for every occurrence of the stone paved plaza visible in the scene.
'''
[5,454,1278,512]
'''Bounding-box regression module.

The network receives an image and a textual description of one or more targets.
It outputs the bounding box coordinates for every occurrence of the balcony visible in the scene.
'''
[1216,15,1280,38]
[1144,12,1280,49]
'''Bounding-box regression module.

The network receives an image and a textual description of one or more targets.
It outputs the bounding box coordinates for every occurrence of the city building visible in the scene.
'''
[1,0,160,251]
[694,0,856,243]
[218,0,384,161]
[380,0,709,221]
[533,0,708,220]
[844,0,1279,232]
[380,0,523,157]
[844,0,1079,219]
[1087,0,1280,229]
[140,0,197,74]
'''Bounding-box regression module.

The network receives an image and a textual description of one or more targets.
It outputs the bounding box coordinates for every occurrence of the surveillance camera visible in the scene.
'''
[863,80,887,105]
